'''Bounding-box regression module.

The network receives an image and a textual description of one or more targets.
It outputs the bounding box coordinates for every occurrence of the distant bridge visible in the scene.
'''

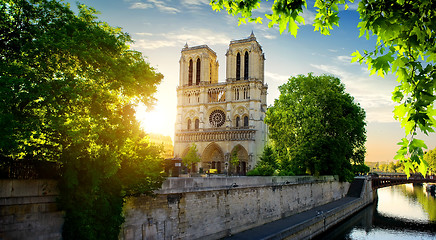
[371,173,436,189]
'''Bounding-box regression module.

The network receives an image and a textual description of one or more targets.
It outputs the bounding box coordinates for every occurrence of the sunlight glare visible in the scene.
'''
[135,103,174,139]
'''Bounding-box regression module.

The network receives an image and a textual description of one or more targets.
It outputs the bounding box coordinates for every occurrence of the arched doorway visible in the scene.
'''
[230,145,249,175]
[202,143,225,173]
[181,146,198,173]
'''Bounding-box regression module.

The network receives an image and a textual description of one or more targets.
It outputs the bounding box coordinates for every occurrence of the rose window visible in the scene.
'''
[209,110,226,127]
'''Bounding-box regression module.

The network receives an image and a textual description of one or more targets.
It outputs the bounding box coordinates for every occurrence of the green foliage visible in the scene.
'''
[265,74,366,182]
[1,1,165,239]
[370,161,405,173]
[247,145,279,176]
[230,145,240,167]
[182,143,201,170]
[210,0,436,177]
[352,163,370,175]
[423,147,436,175]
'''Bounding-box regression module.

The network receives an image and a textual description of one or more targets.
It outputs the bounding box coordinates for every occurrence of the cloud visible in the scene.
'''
[181,0,209,7]
[346,2,360,11]
[263,34,277,40]
[129,0,180,14]
[337,55,353,63]
[148,0,180,14]
[265,71,290,82]
[129,2,152,9]
[133,39,177,49]
[300,9,316,25]
[135,32,154,36]
[132,29,231,50]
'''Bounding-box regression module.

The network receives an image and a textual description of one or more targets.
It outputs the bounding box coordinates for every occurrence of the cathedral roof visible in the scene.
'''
[181,44,217,56]
[230,32,258,45]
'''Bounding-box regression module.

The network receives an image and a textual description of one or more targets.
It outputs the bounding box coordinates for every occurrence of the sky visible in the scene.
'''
[65,0,435,163]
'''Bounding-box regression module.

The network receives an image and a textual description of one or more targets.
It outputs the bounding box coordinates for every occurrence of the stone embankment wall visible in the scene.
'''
[0,179,63,240]
[0,176,351,240]
[121,176,350,240]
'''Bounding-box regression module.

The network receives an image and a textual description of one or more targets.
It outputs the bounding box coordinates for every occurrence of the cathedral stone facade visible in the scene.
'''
[174,33,268,175]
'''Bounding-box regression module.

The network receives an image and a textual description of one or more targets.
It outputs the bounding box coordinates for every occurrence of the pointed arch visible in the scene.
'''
[202,142,224,173]
[231,145,249,175]
[187,119,191,130]
[243,115,249,127]
[196,58,201,85]
[188,59,193,86]
[194,118,199,130]
[244,51,249,80]
[236,52,241,80]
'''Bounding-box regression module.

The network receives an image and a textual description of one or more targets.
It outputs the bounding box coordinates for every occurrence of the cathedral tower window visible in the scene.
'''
[196,58,201,85]
[236,116,240,127]
[244,51,249,80]
[243,116,249,127]
[209,62,212,83]
[236,52,241,80]
[195,119,199,130]
[187,119,191,130]
[188,59,193,86]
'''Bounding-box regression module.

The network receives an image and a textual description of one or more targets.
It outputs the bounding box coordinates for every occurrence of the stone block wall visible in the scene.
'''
[0,179,63,240]
[121,176,350,240]
[0,176,351,240]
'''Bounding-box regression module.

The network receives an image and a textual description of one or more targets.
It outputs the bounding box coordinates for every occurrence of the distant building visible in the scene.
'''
[173,33,268,175]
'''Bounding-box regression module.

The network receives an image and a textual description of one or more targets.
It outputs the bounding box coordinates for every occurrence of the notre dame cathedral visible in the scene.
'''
[173,33,268,175]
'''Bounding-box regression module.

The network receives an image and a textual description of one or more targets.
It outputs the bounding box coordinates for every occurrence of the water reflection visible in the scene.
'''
[315,184,436,240]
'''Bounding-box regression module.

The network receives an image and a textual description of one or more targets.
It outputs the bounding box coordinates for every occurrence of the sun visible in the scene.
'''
[135,103,175,138]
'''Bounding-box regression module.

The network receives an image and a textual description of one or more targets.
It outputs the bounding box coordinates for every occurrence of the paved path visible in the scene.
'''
[222,197,358,240]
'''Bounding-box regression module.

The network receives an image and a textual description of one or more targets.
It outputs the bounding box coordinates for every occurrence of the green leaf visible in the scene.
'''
[403,160,413,178]
[289,18,299,37]
[279,17,288,34]
[409,138,427,152]
[418,158,428,177]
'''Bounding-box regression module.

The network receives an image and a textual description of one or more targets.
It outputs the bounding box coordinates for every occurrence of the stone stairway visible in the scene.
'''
[346,177,365,198]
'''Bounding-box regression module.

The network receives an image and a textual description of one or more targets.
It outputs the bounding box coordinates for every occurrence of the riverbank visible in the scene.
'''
[222,177,374,240]
[1,176,353,240]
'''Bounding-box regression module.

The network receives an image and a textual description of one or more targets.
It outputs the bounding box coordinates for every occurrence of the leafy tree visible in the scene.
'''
[1,0,164,239]
[230,146,240,167]
[210,0,436,177]
[265,74,366,181]
[352,163,370,175]
[423,147,436,175]
[247,145,278,176]
[182,143,201,172]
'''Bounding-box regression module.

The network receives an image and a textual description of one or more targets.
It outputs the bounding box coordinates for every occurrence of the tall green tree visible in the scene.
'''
[247,145,278,176]
[0,0,164,239]
[182,143,201,172]
[210,0,436,177]
[423,147,436,175]
[265,74,366,181]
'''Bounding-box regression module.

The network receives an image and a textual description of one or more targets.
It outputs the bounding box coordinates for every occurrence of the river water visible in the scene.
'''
[316,184,436,240]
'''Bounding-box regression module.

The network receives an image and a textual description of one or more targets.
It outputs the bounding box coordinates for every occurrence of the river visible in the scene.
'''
[315,184,436,240]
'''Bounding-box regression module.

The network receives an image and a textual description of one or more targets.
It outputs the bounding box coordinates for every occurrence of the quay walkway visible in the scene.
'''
[223,178,371,240]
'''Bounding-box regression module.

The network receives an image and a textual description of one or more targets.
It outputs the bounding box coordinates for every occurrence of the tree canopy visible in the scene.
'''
[265,74,367,181]
[182,143,201,171]
[423,147,436,175]
[247,145,278,176]
[1,0,164,239]
[210,0,436,177]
